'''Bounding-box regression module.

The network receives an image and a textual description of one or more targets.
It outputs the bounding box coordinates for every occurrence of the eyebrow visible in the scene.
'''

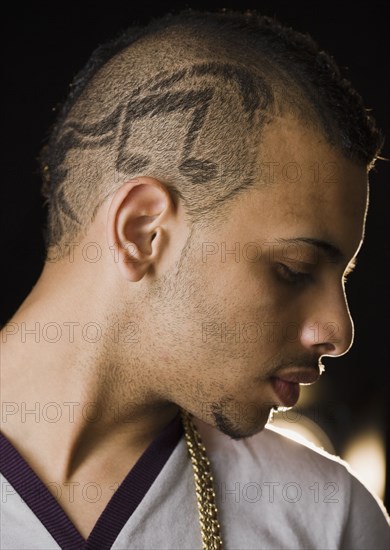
[275,237,345,264]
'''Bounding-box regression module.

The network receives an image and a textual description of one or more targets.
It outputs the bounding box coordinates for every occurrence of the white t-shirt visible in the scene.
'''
[1,414,389,549]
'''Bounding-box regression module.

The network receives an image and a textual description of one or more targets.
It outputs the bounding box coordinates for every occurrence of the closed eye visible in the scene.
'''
[275,263,313,286]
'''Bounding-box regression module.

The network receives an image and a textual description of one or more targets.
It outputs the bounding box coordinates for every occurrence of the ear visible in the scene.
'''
[107,177,174,282]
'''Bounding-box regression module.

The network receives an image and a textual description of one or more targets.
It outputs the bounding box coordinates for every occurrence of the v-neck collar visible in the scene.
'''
[0,411,183,549]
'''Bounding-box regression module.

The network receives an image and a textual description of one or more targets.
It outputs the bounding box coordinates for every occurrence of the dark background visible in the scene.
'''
[2,1,389,508]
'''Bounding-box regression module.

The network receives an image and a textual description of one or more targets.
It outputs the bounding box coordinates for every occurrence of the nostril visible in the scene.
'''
[322,342,337,354]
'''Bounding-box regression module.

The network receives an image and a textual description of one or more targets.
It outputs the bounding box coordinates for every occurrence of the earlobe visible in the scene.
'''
[106,177,171,282]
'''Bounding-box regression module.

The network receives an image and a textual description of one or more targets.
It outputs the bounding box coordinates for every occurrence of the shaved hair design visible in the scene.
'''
[40,10,383,259]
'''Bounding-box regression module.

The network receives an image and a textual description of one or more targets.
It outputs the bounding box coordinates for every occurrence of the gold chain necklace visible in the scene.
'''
[180,408,223,549]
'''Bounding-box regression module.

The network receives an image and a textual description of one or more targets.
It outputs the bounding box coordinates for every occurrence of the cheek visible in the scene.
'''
[193,262,290,351]
[149,257,290,381]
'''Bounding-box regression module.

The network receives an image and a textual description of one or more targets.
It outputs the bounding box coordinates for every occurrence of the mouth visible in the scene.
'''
[270,367,320,408]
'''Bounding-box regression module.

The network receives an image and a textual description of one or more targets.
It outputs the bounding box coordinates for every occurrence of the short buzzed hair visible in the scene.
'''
[39,9,383,259]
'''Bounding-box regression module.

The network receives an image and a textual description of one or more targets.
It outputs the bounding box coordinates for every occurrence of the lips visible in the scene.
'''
[270,377,300,407]
[270,367,320,407]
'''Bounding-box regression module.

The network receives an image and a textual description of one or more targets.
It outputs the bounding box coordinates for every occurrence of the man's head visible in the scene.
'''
[40,9,382,256]
[37,10,382,439]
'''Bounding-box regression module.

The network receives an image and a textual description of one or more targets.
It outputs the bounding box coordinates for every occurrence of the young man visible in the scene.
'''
[1,9,389,549]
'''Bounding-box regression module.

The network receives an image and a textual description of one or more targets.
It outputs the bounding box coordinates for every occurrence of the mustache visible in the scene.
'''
[263,352,325,378]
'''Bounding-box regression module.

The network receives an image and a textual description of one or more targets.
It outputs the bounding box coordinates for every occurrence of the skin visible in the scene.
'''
[0,114,368,538]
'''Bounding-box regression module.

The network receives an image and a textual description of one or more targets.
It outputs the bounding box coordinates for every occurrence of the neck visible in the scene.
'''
[0,262,179,483]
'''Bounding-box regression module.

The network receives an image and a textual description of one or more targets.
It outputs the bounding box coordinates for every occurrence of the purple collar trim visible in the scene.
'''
[0,411,183,549]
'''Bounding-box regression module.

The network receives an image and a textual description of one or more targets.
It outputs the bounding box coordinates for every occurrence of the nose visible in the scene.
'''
[299,286,354,358]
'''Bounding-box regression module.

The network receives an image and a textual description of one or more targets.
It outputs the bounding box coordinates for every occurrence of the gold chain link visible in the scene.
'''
[180,408,223,549]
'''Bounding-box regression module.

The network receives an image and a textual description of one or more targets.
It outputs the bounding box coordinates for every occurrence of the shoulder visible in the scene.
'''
[194,415,354,482]
[193,416,390,549]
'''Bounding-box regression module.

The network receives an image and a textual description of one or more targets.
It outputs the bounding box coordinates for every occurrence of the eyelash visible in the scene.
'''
[276,263,356,287]
[276,263,312,286]
[342,272,352,285]
[343,259,357,284]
